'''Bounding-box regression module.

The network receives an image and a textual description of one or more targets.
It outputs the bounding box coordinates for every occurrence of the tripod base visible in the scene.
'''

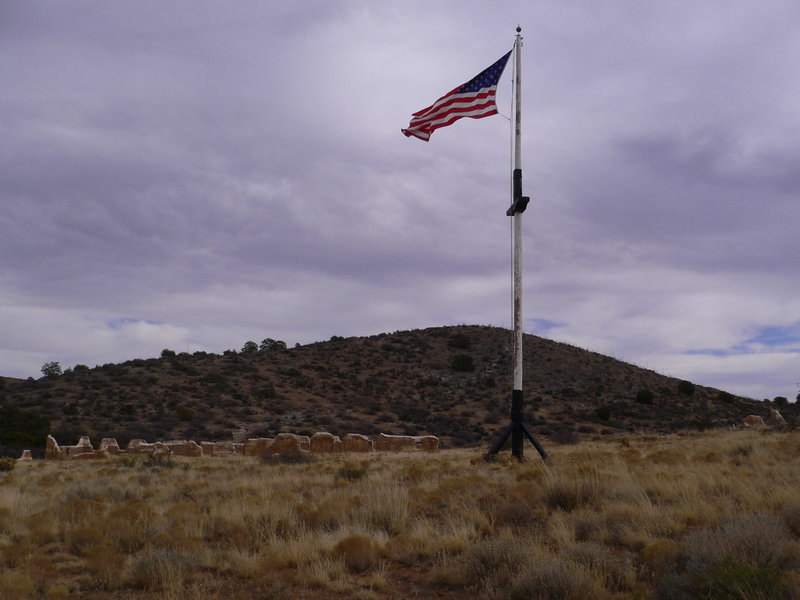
[485,389,547,461]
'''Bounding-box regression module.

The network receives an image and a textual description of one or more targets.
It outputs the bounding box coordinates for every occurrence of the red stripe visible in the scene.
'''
[408,97,497,129]
[411,88,497,119]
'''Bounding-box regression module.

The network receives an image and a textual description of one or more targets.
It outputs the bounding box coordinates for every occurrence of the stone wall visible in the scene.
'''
[41,431,438,460]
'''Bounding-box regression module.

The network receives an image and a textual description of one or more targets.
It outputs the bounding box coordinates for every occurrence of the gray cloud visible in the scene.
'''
[1,0,799,400]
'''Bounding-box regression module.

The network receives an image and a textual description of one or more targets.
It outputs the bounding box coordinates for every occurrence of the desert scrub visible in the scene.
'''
[2,435,800,599]
[0,457,16,471]
[655,514,800,600]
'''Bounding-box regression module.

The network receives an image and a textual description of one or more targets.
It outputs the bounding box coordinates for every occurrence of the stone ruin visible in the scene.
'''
[42,431,439,460]
[743,408,787,429]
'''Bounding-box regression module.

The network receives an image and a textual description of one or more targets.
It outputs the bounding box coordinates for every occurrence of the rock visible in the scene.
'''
[743,415,765,428]
[766,409,786,427]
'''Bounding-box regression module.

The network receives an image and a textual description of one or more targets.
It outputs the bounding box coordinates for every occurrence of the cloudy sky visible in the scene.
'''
[2,1,799,401]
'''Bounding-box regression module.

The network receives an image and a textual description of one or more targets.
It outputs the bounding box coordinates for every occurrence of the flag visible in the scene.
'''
[402,50,512,142]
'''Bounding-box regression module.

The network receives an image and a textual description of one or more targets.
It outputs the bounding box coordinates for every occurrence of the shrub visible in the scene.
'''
[131,547,194,590]
[0,457,15,471]
[451,354,475,372]
[461,539,530,593]
[336,462,369,482]
[332,534,377,572]
[175,406,194,421]
[657,515,799,600]
[678,380,695,396]
[717,390,735,403]
[596,405,611,420]
[510,557,605,600]
[542,469,606,511]
[447,332,471,350]
[635,388,654,404]
[262,450,317,466]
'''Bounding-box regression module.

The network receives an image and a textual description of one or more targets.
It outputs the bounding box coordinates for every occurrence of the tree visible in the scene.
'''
[260,338,287,352]
[41,361,62,379]
[0,405,50,457]
[241,341,258,353]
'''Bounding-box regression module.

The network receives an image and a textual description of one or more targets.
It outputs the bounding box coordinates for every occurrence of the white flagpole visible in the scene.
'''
[512,27,524,396]
[487,26,547,461]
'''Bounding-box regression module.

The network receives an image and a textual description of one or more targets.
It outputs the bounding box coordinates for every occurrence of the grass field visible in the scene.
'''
[2,429,800,599]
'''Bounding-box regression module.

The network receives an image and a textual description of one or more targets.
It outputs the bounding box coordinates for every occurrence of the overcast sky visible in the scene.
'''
[2,1,799,401]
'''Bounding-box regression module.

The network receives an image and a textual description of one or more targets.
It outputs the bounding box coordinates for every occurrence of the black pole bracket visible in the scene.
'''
[506,168,530,215]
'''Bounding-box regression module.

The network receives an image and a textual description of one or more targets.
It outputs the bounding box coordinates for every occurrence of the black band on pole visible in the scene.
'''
[506,168,530,216]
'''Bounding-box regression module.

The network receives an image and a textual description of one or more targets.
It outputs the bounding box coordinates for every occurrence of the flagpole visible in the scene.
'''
[511,27,525,458]
[486,26,547,461]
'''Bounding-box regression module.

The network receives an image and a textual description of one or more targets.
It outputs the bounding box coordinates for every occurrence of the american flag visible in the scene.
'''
[402,50,512,142]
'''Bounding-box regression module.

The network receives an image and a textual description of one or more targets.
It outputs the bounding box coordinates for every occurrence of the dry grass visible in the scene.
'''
[2,429,800,598]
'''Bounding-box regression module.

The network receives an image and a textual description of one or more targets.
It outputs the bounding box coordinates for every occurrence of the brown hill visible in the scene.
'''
[0,325,788,452]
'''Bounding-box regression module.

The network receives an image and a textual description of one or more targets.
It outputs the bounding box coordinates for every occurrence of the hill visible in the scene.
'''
[0,325,789,454]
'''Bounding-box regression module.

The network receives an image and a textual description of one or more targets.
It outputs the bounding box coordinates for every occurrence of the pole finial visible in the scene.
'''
[516,25,522,33]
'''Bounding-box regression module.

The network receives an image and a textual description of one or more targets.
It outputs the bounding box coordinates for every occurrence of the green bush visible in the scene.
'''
[635,389,654,404]
[678,380,695,396]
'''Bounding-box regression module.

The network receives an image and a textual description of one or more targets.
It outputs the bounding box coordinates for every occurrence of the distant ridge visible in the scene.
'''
[1,325,788,452]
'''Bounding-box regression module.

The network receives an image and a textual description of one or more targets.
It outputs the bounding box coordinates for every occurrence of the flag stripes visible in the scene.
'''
[402,50,512,142]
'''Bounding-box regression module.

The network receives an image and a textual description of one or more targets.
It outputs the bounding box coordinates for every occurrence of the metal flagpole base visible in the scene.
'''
[485,389,548,461]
